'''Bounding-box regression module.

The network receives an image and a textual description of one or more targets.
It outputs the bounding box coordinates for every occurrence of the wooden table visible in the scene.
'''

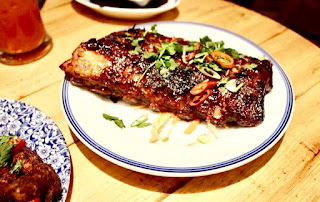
[1,0,320,201]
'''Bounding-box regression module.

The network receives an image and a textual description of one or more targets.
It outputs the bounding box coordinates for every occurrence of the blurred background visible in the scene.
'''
[228,0,320,46]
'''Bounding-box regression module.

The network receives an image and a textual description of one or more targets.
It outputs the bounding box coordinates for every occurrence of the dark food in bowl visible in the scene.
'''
[90,0,168,8]
[0,136,62,202]
[60,25,272,127]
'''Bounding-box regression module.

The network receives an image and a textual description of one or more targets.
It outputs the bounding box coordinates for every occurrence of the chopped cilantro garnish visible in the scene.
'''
[0,136,13,167]
[130,46,142,55]
[126,24,246,93]
[0,136,11,145]
[160,68,169,77]
[143,52,157,59]
[131,38,143,46]
[155,60,162,69]
[150,24,158,34]
[124,32,132,37]
[9,159,22,174]
[224,48,239,58]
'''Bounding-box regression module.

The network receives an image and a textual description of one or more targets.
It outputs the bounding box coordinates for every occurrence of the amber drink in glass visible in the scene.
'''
[0,0,52,65]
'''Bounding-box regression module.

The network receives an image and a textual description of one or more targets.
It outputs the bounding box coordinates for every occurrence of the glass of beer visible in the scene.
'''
[0,0,52,65]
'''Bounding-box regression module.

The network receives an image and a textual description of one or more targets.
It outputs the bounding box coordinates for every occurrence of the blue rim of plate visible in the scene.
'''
[0,98,71,201]
[61,21,294,174]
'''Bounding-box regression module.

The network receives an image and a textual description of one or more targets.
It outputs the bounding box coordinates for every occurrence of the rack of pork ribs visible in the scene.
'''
[60,27,273,127]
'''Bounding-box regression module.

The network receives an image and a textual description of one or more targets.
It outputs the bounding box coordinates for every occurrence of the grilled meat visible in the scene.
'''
[0,147,62,202]
[60,27,272,126]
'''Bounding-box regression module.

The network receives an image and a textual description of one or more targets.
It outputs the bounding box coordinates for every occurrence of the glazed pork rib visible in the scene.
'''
[60,27,273,127]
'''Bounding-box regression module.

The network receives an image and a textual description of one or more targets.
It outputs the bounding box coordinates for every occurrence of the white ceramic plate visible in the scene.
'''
[74,0,180,20]
[61,21,294,177]
[0,98,71,201]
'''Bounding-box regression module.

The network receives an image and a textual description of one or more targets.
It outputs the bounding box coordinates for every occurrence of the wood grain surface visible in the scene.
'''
[1,0,319,201]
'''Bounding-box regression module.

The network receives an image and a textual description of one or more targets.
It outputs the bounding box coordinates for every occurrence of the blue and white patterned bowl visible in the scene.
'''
[0,98,71,202]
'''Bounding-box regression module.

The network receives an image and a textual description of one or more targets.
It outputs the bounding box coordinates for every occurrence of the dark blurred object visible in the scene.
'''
[90,0,168,8]
[37,0,46,9]
[227,0,320,46]
[283,0,320,41]
[228,0,255,7]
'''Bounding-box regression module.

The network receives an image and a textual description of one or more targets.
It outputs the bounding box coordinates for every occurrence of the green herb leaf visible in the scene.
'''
[184,66,191,71]
[150,24,158,34]
[102,113,126,128]
[169,59,178,70]
[155,60,162,69]
[199,36,213,49]
[243,63,258,69]
[158,45,167,58]
[160,68,169,77]
[130,46,142,55]
[162,55,171,60]
[131,38,144,47]
[213,41,224,50]
[129,25,242,83]
[124,32,132,37]
[9,159,22,174]
[0,136,13,167]
[131,114,152,128]
[224,48,239,58]
[167,44,176,55]
[142,52,157,59]
[114,119,126,128]
[0,136,11,145]
[102,113,118,121]
[200,36,225,51]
